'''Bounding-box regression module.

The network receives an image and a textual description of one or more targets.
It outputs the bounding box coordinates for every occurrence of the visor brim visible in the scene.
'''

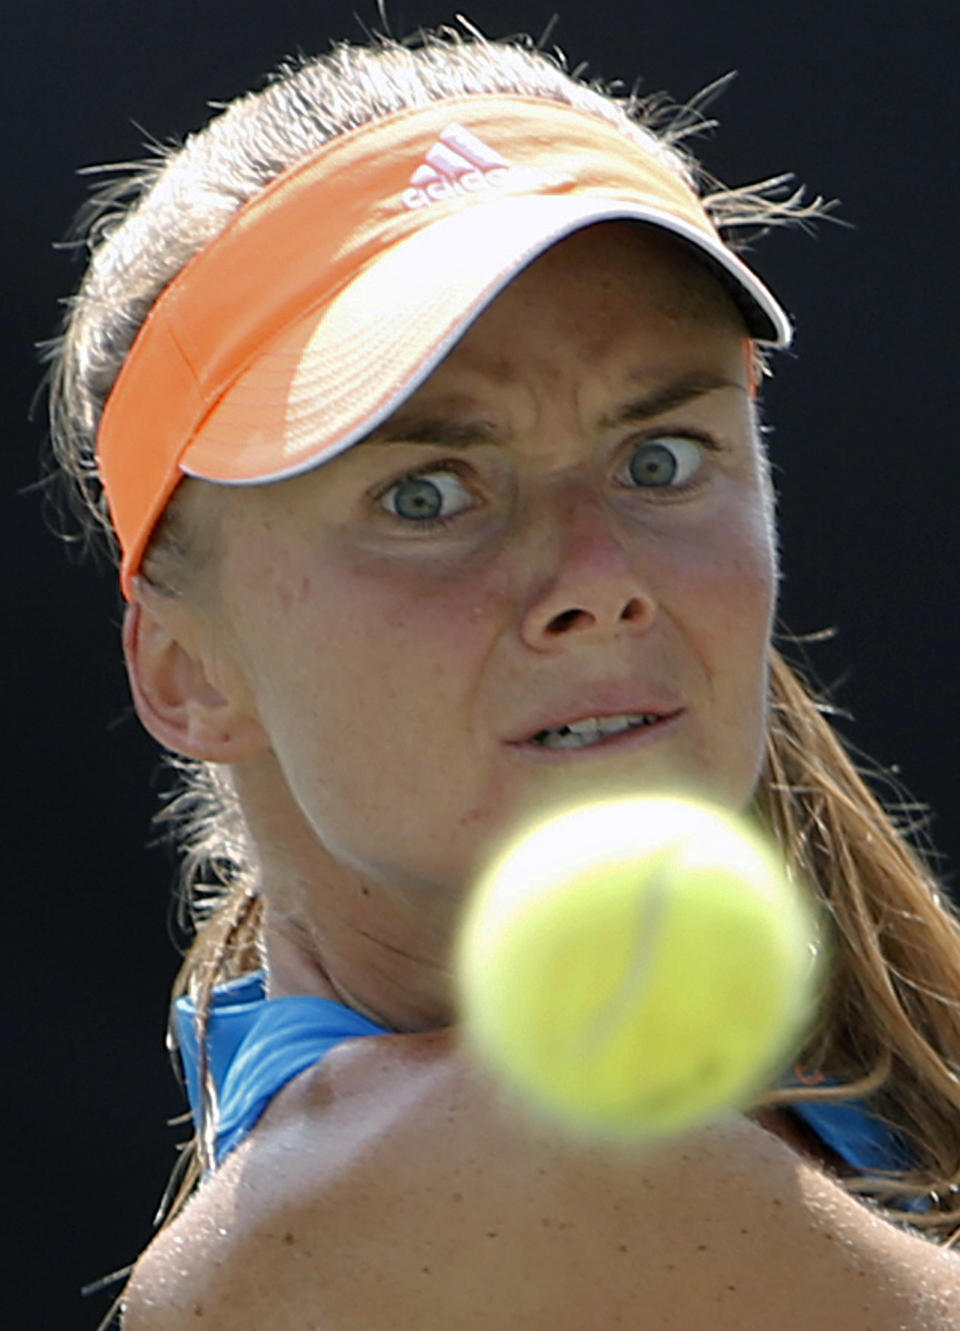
[181,194,790,487]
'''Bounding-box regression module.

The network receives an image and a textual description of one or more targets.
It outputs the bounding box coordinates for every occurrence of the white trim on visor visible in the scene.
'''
[181,197,791,489]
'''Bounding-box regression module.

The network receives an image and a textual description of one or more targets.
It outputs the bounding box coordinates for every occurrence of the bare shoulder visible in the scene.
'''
[123,1032,960,1331]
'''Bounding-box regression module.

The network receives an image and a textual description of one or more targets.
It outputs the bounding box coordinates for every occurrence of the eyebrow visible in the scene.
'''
[360,373,745,451]
[598,373,745,432]
[360,414,503,450]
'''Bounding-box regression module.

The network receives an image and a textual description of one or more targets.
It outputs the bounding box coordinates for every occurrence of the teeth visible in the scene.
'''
[533,712,660,749]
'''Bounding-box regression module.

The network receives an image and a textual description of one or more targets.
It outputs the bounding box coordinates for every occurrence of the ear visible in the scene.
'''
[122,586,269,762]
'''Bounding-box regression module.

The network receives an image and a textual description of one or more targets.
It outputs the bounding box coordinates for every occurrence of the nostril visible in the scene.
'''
[620,598,647,622]
[547,608,592,635]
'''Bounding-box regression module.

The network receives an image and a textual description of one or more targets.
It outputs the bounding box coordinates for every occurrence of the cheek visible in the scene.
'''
[337,540,513,642]
[659,502,776,784]
[247,549,503,744]
[714,528,776,644]
[669,502,776,648]
[700,507,777,770]
[246,559,511,866]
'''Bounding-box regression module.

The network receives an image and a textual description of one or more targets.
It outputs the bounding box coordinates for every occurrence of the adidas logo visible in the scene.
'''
[402,124,515,210]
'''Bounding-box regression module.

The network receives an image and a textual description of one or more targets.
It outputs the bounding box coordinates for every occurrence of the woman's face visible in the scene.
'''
[208,223,778,898]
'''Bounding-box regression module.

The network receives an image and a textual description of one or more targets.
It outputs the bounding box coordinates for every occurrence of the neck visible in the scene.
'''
[232,752,458,1032]
[262,892,456,1031]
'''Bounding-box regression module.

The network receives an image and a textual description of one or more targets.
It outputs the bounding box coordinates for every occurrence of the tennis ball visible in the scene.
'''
[456,795,822,1141]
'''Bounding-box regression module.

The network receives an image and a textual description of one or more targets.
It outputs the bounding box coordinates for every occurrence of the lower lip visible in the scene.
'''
[506,709,685,761]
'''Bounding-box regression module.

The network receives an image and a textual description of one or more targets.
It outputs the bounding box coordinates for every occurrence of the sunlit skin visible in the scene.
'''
[127,222,778,1032]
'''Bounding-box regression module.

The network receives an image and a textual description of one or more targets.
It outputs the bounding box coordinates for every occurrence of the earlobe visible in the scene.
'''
[122,595,268,762]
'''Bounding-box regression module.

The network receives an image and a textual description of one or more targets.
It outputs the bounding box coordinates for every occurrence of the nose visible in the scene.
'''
[518,486,657,652]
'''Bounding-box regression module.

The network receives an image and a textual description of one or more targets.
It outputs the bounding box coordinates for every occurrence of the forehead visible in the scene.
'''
[491,222,750,329]
[360,223,750,428]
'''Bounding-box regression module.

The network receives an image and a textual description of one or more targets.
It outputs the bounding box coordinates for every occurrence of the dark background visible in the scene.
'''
[6,3,959,1327]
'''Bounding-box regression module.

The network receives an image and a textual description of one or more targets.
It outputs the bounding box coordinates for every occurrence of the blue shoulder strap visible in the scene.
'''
[174,972,930,1214]
[174,972,388,1166]
[775,1073,929,1213]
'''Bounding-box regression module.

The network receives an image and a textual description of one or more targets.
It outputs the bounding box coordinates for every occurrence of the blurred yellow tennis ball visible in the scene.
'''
[456,795,822,1140]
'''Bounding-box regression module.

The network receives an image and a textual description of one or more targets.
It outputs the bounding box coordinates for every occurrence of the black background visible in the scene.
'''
[6,3,959,1327]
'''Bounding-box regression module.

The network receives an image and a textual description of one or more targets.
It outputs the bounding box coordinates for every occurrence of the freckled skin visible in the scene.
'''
[123,1034,960,1331]
[176,223,777,1031]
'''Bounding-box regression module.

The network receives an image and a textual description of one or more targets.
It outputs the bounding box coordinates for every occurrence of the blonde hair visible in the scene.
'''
[39,25,960,1313]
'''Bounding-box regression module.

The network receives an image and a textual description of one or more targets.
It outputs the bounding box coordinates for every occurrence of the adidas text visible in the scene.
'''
[402,165,511,210]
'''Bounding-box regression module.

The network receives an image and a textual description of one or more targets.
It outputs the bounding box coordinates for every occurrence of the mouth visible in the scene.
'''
[515,708,685,754]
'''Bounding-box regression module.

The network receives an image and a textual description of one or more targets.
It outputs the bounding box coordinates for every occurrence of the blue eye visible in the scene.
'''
[381,469,473,523]
[627,436,703,489]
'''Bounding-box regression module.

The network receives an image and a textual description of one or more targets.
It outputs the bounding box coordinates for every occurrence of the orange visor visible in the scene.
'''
[95,94,792,598]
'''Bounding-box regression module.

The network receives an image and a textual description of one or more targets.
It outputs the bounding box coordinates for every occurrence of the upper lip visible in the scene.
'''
[506,691,685,744]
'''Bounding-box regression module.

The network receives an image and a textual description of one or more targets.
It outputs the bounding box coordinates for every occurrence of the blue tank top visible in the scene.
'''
[174,971,929,1215]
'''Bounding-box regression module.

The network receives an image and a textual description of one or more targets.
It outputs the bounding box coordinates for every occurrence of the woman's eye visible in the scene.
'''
[624,436,704,490]
[380,469,473,523]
